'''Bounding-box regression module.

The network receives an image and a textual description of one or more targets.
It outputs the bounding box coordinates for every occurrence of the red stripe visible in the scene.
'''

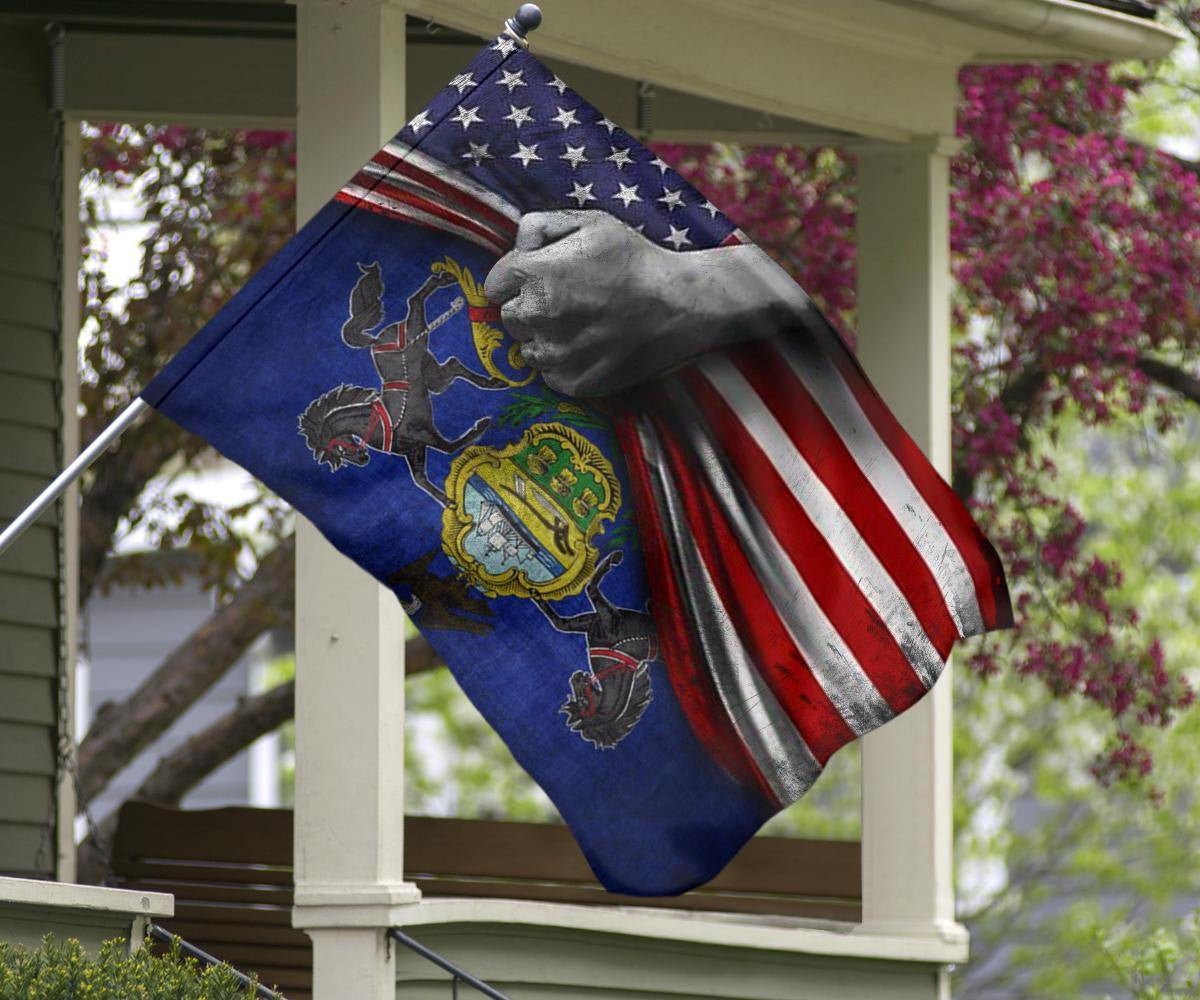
[469,304,501,323]
[357,168,514,246]
[336,188,467,245]
[372,321,405,352]
[350,172,513,253]
[730,341,958,659]
[370,150,518,238]
[683,369,928,714]
[591,647,642,670]
[335,187,508,256]
[648,402,856,764]
[817,329,1012,630]
[612,410,776,802]
[369,399,392,453]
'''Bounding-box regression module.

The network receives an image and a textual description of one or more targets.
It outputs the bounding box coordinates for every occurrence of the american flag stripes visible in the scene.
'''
[615,329,1011,803]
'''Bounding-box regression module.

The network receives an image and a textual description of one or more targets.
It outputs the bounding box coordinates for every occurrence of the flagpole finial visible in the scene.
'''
[503,4,542,46]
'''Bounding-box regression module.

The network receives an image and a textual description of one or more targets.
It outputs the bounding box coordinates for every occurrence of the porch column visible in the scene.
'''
[290,3,417,999]
[855,139,966,966]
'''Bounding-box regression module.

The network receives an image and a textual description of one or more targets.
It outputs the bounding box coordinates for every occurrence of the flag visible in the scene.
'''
[142,32,1010,896]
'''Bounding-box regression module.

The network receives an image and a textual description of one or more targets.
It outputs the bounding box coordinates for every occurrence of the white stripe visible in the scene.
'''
[638,420,820,805]
[775,334,986,638]
[339,183,508,255]
[383,141,522,224]
[664,382,895,735]
[360,161,515,245]
[699,356,943,689]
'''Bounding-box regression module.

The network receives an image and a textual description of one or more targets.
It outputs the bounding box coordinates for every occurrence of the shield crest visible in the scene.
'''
[441,422,621,600]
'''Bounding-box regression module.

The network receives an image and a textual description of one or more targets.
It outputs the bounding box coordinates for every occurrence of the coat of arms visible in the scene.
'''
[441,422,621,601]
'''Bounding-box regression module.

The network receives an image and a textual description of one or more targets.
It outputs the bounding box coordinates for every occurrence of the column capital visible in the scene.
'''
[293,892,422,932]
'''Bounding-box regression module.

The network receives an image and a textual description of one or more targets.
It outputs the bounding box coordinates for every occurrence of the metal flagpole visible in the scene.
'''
[0,3,543,562]
[0,397,149,557]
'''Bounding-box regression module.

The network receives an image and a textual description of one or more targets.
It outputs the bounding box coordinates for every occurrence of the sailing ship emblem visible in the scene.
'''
[441,422,621,600]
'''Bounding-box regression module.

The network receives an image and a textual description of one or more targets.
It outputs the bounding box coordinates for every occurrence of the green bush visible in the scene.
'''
[0,935,259,1000]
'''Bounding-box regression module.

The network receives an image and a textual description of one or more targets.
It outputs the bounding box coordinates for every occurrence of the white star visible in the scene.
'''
[510,142,541,168]
[496,69,526,93]
[598,117,618,134]
[701,200,721,218]
[503,104,534,128]
[547,75,569,94]
[566,181,596,207]
[657,188,686,212]
[665,224,692,250]
[449,72,476,94]
[461,141,493,165]
[406,110,433,134]
[550,106,579,130]
[450,104,484,130]
[492,36,517,56]
[650,156,671,175]
[606,146,634,169]
[612,182,641,207]
[559,144,589,170]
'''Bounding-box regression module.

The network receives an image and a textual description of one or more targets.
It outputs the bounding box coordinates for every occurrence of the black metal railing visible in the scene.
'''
[389,927,514,999]
[148,921,513,999]
[148,923,286,1000]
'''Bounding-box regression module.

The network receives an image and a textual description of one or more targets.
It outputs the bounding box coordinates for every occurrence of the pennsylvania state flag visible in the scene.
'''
[142,33,1010,896]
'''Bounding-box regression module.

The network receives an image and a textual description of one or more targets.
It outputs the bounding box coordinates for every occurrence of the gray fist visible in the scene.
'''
[484,211,691,397]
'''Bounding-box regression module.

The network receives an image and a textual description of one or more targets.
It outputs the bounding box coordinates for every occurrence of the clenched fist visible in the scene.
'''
[484,210,814,397]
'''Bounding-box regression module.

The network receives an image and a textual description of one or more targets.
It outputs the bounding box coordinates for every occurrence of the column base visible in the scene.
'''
[854,917,969,948]
[294,880,423,930]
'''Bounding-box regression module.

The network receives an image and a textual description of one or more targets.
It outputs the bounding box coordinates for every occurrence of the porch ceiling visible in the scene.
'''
[2,0,1181,142]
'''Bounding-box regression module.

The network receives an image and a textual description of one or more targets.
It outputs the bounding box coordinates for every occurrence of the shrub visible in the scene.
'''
[0,934,259,1000]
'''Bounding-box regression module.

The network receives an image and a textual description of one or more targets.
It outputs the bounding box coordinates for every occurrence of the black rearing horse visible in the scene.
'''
[535,551,657,749]
[299,262,505,504]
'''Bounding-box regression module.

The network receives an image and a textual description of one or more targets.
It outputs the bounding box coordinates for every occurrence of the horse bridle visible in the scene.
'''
[326,398,394,457]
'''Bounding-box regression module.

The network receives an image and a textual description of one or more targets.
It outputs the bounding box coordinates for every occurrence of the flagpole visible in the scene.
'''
[0,397,149,557]
[0,4,542,562]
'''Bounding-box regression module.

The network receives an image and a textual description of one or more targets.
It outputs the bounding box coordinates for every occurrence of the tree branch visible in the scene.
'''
[78,414,203,607]
[953,365,1048,501]
[77,533,296,807]
[135,680,295,806]
[128,634,439,808]
[74,632,439,883]
[1136,354,1200,406]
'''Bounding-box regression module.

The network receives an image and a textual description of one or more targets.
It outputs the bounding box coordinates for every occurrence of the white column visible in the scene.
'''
[855,139,966,955]
[290,4,417,999]
[58,116,82,884]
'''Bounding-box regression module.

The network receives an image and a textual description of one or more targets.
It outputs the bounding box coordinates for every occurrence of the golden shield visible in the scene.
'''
[441,422,621,600]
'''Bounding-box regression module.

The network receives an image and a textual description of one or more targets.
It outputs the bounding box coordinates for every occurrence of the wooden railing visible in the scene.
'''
[109,801,862,1000]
